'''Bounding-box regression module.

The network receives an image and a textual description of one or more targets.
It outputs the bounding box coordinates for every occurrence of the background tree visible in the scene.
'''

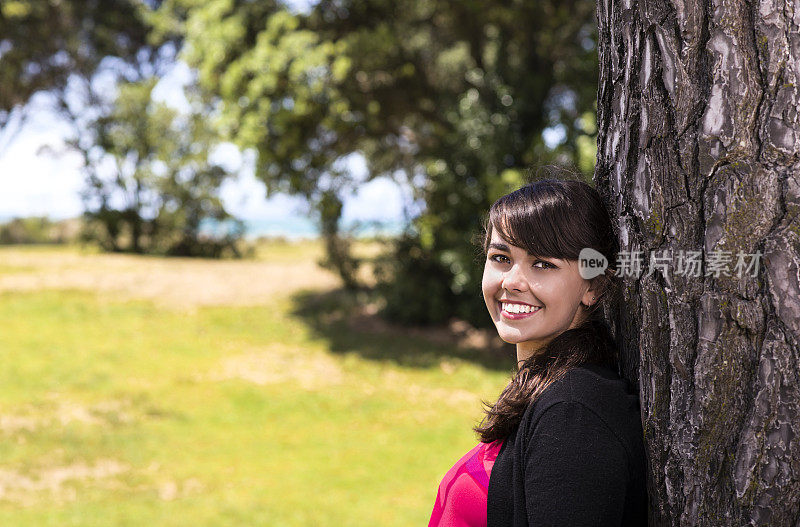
[77,78,242,257]
[0,0,243,257]
[165,0,599,324]
[0,0,156,132]
[594,0,800,523]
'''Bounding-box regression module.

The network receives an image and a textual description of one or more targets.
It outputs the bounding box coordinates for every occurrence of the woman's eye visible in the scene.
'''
[489,254,510,264]
[533,260,555,269]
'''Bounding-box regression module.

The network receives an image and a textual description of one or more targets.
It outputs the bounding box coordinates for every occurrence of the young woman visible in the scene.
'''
[428,178,647,526]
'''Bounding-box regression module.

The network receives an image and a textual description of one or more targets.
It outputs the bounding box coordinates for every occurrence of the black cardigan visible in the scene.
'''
[487,363,648,526]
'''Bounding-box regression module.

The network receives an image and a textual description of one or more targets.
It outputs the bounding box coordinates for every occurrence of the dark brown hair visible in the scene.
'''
[474,176,620,443]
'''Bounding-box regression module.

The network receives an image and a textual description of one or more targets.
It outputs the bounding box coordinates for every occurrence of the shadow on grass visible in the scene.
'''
[289,287,516,372]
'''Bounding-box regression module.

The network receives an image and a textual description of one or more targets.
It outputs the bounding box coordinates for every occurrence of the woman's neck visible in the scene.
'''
[516,342,546,368]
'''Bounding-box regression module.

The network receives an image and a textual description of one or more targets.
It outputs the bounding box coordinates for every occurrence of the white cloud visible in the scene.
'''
[342,176,406,223]
[0,114,84,219]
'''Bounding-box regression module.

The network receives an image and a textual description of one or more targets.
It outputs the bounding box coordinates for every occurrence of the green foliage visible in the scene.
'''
[78,79,243,257]
[162,0,599,324]
[0,0,156,121]
[372,233,463,325]
[0,217,80,245]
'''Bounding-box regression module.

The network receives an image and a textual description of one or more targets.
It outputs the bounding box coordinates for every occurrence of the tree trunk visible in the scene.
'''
[594,0,800,524]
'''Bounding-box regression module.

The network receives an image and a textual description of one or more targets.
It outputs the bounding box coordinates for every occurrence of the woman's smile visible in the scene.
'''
[499,301,542,319]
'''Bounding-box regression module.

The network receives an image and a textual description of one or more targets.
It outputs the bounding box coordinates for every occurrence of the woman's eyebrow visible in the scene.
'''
[488,242,510,252]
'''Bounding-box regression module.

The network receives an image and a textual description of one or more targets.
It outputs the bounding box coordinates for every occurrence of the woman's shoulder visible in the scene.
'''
[520,363,643,450]
[535,363,638,408]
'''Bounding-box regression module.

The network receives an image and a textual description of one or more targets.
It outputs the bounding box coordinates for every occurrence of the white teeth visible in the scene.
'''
[502,303,540,314]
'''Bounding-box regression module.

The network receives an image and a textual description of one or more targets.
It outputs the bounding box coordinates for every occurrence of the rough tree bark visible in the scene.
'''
[594,0,800,524]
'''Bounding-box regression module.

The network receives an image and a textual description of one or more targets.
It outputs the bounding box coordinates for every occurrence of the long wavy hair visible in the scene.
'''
[474,177,621,443]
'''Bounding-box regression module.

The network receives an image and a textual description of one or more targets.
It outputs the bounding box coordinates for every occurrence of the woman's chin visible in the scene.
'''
[495,329,525,345]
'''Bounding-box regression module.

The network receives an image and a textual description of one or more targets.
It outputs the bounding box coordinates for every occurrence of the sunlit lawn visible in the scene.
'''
[0,243,512,526]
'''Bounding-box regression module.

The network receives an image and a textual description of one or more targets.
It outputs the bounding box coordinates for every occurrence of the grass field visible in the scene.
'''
[0,242,513,526]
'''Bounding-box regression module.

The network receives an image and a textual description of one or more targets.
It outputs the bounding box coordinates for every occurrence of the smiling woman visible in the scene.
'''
[428,177,648,527]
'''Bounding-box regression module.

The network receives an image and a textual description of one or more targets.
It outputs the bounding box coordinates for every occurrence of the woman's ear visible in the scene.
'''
[582,276,607,307]
[580,284,596,307]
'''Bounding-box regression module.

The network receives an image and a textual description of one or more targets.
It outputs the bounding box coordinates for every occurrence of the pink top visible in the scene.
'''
[428,440,504,527]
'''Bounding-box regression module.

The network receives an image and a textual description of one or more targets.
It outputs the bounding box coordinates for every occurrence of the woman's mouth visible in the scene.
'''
[499,301,542,320]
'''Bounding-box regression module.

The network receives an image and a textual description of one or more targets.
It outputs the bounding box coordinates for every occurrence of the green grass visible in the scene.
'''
[0,248,512,526]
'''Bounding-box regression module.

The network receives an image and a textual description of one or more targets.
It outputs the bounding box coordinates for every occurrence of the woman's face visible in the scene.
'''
[481,227,595,361]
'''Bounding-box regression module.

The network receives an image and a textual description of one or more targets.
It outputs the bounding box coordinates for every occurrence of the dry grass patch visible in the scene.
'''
[0,397,136,435]
[0,459,129,506]
[155,477,204,501]
[377,370,482,408]
[0,246,340,308]
[202,343,344,390]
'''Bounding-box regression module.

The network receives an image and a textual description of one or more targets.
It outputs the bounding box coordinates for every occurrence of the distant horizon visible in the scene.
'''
[0,213,411,240]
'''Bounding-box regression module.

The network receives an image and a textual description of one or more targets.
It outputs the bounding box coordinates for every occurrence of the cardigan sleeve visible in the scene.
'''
[523,400,630,526]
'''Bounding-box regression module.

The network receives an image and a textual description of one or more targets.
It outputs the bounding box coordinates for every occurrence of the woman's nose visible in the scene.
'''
[501,264,526,292]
